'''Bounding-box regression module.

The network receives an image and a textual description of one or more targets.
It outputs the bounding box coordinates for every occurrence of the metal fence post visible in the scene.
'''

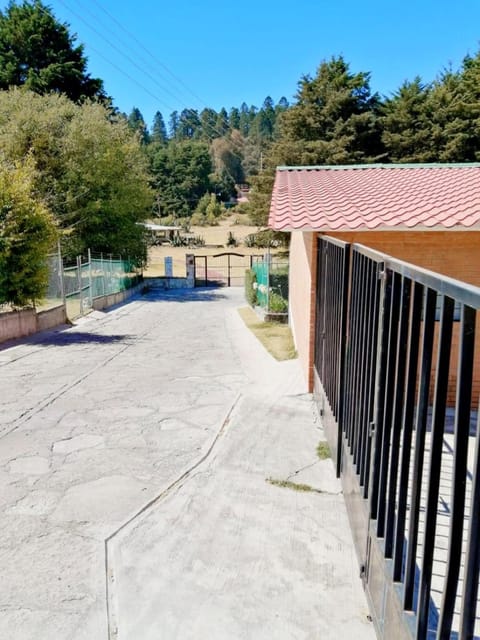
[77,255,83,316]
[87,248,93,308]
[101,253,105,297]
[58,240,66,306]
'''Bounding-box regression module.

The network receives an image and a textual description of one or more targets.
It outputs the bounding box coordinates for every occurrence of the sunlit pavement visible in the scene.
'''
[0,286,374,639]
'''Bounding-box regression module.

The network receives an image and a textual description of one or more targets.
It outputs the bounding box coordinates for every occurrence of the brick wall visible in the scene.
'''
[326,230,480,287]
[288,231,317,391]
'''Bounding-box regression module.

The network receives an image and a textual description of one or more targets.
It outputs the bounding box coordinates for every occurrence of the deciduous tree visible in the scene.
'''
[0,156,57,306]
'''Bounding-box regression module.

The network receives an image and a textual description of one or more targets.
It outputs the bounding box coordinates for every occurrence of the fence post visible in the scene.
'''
[266,248,271,311]
[101,253,105,296]
[58,240,66,306]
[88,248,93,308]
[77,255,83,316]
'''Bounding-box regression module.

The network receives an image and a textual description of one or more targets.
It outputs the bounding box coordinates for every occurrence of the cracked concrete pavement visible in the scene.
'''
[0,286,375,639]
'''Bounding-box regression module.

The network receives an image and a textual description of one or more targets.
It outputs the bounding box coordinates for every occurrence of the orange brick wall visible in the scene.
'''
[288,231,317,391]
[326,230,480,287]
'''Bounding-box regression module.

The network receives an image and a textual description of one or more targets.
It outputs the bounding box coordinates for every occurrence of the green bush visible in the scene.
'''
[270,271,289,300]
[245,269,257,306]
[244,229,289,248]
[268,292,288,313]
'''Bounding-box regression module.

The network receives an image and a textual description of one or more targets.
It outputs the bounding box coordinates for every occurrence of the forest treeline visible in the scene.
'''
[134,51,480,226]
[1,0,480,305]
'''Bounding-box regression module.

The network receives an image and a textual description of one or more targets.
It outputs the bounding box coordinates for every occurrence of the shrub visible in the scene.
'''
[244,229,289,248]
[268,291,288,313]
[245,269,257,306]
[226,231,238,247]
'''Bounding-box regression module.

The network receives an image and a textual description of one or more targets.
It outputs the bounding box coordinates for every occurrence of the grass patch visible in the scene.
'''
[267,478,315,492]
[316,441,331,460]
[266,477,324,494]
[238,306,296,361]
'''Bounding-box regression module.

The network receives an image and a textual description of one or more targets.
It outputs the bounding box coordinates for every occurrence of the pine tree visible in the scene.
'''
[0,0,105,102]
[151,110,167,144]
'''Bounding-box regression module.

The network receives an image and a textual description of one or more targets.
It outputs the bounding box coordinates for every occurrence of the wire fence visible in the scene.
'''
[251,256,289,313]
[40,248,141,319]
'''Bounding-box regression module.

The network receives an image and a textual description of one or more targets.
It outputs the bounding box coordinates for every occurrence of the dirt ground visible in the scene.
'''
[143,215,275,278]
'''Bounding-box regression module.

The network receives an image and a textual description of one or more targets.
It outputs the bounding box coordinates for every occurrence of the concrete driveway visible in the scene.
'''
[0,285,374,639]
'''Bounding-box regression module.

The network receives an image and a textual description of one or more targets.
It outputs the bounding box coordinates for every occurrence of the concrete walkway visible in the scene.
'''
[0,286,374,639]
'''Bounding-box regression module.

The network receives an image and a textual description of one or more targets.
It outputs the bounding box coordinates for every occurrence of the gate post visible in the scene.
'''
[186,254,195,288]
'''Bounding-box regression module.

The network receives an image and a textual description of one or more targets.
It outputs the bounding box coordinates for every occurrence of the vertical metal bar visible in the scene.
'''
[77,255,83,316]
[393,281,423,581]
[353,253,368,467]
[385,276,412,558]
[336,244,350,477]
[342,251,355,446]
[101,253,105,296]
[370,266,391,521]
[58,240,65,306]
[204,256,207,287]
[363,263,382,499]
[322,243,328,387]
[416,295,454,640]
[459,404,480,640]
[377,271,402,538]
[227,254,231,287]
[346,250,361,449]
[437,304,476,639]
[87,248,93,308]
[404,287,437,611]
[359,257,376,490]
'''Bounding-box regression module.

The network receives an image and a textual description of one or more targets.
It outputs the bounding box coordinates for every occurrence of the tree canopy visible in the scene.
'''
[0,89,153,262]
[0,0,105,102]
[0,156,57,306]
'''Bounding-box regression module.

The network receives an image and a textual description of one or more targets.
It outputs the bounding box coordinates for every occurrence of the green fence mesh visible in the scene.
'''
[251,260,289,311]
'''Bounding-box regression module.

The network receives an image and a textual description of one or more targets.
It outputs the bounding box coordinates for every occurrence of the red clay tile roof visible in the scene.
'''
[268,164,480,231]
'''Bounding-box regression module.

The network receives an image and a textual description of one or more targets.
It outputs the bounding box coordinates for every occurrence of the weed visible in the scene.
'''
[316,441,331,460]
[266,477,323,494]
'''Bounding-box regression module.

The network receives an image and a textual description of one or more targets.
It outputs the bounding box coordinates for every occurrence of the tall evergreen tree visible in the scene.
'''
[381,78,433,162]
[151,110,167,144]
[276,56,383,164]
[0,0,105,102]
[238,102,251,136]
[168,110,179,138]
[215,107,229,137]
[127,107,149,144]
[176,108,201,140]
[247,56,384,226]
[199,107,218,140]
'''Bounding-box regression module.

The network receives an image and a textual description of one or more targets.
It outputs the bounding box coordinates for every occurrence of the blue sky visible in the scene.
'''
[11,0,480,129]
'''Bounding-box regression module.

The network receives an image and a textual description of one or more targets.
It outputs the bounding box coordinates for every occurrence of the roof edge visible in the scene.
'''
[276,162,480,171]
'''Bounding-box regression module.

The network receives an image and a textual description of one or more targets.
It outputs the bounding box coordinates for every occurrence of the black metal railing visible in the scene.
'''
[314,237,480,640]
[315,236,350,475]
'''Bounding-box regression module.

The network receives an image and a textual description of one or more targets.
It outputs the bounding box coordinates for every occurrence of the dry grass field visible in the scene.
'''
[143,214,276,278]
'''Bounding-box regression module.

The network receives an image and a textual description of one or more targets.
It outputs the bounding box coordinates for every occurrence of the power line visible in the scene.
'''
[59,0,242,142]
[39,2,252,155]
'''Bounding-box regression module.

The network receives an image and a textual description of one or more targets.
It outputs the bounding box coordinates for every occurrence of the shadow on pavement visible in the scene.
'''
[31,331,132,347]
[143,286,228,303]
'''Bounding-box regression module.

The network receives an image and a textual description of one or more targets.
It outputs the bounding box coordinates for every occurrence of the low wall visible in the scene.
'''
[150,277,190,289]
[0,305,68,345]
[92,281,146,311]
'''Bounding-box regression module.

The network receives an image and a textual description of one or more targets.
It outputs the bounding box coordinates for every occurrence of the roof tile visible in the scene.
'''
[269,165,480,231]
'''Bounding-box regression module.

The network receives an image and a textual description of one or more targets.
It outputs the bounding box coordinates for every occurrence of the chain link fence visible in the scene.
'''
[250,256,289,313]
[40,248,141,319]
